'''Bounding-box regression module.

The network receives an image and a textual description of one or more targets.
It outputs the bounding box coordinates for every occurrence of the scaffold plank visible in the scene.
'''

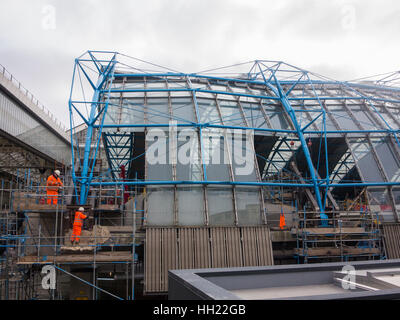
[17,251,133,264]
[301,227,366,235]
[294,247,380,257]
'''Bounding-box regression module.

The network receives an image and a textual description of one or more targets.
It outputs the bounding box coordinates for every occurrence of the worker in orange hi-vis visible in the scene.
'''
[46,170,63,205]
[71,207,87,246]
[279,209,286,230]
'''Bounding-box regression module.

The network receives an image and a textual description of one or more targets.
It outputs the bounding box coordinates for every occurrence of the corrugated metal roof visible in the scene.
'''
[383,224,400,259]
[145,226,274,293]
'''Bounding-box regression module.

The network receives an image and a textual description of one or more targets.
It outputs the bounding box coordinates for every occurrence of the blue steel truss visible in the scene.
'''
[68,51,400,219]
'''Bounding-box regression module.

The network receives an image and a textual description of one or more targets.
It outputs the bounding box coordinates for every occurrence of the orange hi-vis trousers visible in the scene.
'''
[70,225,83,243]
[46,191,59,205]
[46,174,63,205]
[71,211,87,243]
[279,212,286,230]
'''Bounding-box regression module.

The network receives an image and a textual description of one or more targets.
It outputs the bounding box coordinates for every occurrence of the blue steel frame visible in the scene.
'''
[68,51,117,204]
[68,51,400,217]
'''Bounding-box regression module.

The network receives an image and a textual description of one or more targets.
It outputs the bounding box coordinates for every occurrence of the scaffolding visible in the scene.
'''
[0,170,143,300]
[1,51,400,298]
[295,209,383,263]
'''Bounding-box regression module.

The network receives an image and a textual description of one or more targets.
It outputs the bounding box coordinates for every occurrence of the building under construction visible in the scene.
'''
[1,51,400,299]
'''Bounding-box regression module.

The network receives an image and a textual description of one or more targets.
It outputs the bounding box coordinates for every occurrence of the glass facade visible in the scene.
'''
[95,72,400,226]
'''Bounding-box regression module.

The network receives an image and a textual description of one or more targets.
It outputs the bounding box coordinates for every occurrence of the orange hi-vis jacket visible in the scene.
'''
[279,211,286,230]
[73,211,87,227]
[71,211,88,243]
[46,175,63,193]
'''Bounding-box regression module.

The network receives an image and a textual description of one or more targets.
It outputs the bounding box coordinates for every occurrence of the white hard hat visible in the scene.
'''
[54,170,61,176]
[78,207,84,212]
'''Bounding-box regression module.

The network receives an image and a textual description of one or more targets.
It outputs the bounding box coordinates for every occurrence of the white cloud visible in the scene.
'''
[0,0,399,126]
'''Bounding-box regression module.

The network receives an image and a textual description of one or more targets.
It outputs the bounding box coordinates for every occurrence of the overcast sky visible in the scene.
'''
[0,0,399,127]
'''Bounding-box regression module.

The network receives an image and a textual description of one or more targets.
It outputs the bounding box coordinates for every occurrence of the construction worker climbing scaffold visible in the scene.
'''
[71,207,87,245]
[46,170,63,205]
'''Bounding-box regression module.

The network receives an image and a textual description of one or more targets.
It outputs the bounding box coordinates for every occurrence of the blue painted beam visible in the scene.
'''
[88,180,400,188]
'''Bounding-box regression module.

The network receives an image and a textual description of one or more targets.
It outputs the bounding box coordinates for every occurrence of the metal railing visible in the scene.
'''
[0,63,67,132]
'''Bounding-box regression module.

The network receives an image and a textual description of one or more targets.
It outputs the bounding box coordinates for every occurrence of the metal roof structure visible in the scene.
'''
[68,51,400,225]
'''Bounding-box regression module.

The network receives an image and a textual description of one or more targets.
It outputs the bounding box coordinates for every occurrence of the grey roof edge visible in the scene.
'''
[176,259,400,278]
[285,288,400,300]
[168,270,241,300]
[169,260,400,300]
